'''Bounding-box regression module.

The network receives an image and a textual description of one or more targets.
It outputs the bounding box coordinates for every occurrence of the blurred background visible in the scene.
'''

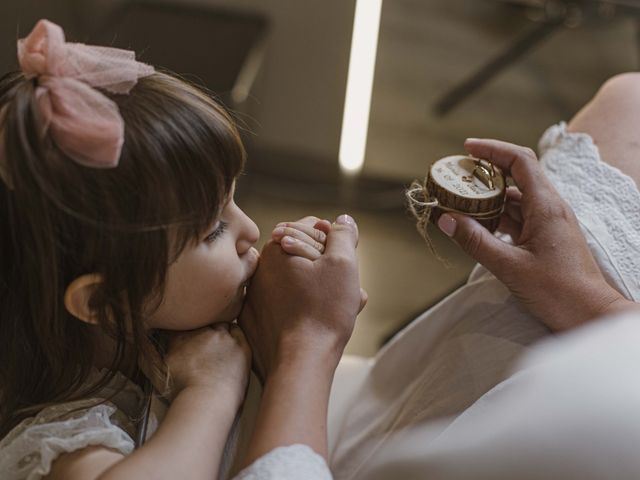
[1,0,637,355]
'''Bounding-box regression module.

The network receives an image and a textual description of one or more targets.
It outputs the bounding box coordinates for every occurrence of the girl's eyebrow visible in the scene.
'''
[212,184,235,221]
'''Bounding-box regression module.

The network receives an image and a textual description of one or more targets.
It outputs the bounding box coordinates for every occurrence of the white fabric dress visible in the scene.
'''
[0,368,331,480]
[328,122,640,479]
[2,123,639,480]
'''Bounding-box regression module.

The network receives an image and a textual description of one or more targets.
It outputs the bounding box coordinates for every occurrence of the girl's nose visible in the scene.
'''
[237,210,260,254]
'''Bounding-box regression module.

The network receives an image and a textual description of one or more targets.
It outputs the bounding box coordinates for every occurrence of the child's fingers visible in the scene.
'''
[313,219,332,235]
[272,223,326,252]
[280,235,322,260]
[275,222,328,244]
[276,216,322,229]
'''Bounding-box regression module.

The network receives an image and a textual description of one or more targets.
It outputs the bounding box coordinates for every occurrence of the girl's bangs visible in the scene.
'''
[115,72,246,254]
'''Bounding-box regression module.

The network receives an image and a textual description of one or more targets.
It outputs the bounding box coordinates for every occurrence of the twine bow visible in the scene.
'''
[406,174,505,266]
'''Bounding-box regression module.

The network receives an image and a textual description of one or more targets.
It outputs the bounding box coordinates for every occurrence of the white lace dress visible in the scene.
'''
[2,123,639,480]
[328,122,640,479]
[0,367,330,480]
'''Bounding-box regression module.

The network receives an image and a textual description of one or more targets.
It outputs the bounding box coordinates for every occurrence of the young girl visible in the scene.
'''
[5,17,638,480]
[0,19,358,480]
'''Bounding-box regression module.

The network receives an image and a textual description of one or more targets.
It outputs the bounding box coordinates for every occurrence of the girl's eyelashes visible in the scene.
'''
[204,220,229,243]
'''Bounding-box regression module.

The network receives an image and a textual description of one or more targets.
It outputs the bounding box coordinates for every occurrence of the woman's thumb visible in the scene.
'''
[437,213,511,274]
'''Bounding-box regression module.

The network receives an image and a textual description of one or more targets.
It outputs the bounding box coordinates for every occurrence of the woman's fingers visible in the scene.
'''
[497,213,523,243]
[326,214,359,253]
[506,185,522,202]
[505,199,523,224]
[439,212,521,279]
[504,187,524,224]
[464,138,553,201]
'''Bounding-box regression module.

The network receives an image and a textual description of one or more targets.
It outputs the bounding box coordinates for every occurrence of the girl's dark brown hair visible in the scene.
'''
[0,70,245,438]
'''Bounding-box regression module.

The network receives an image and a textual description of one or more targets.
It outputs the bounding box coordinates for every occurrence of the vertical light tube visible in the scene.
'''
[339,0,383,175]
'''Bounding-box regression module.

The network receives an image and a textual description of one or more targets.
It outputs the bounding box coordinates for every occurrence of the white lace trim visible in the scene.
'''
[0,373,331,480]
[234,444,332,480]
[0,399,134,480]
[539,122,640,301]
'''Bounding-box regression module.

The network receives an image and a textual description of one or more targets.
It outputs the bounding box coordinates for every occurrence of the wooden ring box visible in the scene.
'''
[415,155,507,233]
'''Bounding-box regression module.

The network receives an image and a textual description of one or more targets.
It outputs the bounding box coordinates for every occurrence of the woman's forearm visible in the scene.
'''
[98,386,237,479]
[241,347,338,468]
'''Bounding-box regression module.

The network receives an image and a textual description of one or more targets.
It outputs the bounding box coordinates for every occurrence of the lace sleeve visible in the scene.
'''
[538,122,640,301]
[233,444,333,480]
[0,399,135,480]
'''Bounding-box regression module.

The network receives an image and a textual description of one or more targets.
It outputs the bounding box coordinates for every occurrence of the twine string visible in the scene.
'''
[406,180,450,266]
[406,179,505,267]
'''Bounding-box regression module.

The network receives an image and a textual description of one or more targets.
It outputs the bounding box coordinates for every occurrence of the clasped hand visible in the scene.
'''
[239,214,365,382]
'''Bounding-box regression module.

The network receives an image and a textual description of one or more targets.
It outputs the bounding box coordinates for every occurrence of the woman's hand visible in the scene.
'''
[238,215,363,464]
[438,138,636,331]
[161,323,251,406]
[238,214,362,381]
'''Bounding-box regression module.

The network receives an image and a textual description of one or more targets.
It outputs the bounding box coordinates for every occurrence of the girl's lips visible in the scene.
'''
[244,247,260,284]
[241,270,255,290]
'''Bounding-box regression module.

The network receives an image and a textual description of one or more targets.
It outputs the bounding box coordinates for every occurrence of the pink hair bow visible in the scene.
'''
[17,19,154,168]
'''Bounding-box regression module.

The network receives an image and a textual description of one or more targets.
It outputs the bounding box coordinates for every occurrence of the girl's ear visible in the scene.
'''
[64,273,104,325]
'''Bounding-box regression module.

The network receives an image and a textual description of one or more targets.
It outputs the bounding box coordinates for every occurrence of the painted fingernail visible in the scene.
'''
[336,214,354,225]
[438,214,457,237]
[466,137,479,142]
[283,236,296,246]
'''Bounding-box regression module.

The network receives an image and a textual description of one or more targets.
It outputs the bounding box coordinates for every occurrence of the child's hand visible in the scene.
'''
[271,216,332,260]
[162,323,251,406]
